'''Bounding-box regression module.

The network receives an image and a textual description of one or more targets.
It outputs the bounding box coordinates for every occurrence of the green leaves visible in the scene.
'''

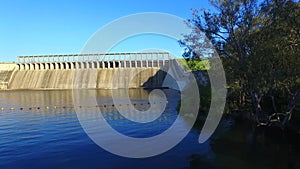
[186,59,211,71]
[182,0,300,111]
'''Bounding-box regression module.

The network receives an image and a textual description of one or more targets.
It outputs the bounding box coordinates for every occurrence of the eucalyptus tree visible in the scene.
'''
[181,0,299,126]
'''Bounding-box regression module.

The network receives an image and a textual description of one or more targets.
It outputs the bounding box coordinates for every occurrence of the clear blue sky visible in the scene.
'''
[0,0,212,61]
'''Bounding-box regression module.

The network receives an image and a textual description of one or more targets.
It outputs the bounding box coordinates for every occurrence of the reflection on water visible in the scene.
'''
[0,89,204,169]
[0,89,154,110]
[189,119,300,169]
[0,89,299,169]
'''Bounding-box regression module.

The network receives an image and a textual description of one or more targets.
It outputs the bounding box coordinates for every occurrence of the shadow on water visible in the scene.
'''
[186,115,300,169]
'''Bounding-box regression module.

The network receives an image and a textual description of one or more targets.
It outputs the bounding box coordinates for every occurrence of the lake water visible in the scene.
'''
[0,89,299,169]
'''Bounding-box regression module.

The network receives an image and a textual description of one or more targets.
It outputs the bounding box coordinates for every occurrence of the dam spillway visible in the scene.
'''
[0,52,177,90]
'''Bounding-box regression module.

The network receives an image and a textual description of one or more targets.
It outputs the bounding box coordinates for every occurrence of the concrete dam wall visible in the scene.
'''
[0,52,193,90]
[0,62,16,89]
[0,53,175,90]
[7,68,165,90]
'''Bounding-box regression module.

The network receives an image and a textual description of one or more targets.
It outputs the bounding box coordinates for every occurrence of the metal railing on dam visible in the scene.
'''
[17,52,171,70]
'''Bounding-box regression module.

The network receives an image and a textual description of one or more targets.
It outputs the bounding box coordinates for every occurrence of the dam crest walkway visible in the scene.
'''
[16,52,171,70]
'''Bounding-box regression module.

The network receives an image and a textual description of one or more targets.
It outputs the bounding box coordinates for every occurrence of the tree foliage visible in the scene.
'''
[181,0,300,121]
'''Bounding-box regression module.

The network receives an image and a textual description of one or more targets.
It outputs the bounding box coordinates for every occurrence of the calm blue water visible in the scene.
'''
[1,89,299,169]
[0,89,213,169]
